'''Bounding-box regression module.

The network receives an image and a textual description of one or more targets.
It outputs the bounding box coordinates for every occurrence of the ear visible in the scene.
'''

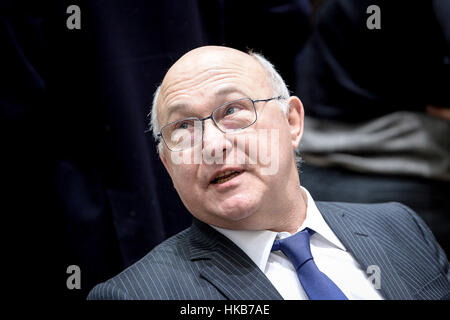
[286,96,304,149]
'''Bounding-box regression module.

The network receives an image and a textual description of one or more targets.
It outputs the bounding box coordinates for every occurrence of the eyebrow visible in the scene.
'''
[163,86,249,124]
[214,86,248,98]
[166,103,188,119]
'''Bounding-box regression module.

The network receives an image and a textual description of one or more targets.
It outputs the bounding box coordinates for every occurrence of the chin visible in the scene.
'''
[214,193,260,223]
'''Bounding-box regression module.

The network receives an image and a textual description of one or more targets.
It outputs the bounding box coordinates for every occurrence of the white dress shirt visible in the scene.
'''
[211,187,384,300]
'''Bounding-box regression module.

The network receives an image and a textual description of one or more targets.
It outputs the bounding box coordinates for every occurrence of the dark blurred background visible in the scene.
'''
[1,0,448,300]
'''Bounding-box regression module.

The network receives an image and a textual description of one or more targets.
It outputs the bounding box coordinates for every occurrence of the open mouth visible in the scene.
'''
[211,170,243,184]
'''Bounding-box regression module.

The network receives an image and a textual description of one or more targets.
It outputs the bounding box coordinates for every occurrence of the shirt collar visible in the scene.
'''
[211,187,346,273]
[299,187,347,251]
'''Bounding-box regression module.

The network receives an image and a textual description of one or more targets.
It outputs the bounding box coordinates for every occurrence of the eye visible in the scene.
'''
[225,106,237,115]
[224,105,243,116]
[175,120,193,129]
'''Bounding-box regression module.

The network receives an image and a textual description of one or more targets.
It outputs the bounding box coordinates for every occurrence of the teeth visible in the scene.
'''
[215,172,240,184]
[212,170,242,184]
[215,170,235,179]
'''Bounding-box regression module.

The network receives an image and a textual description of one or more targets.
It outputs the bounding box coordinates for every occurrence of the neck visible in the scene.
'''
[262,160,307,234]
[269,183,307,234]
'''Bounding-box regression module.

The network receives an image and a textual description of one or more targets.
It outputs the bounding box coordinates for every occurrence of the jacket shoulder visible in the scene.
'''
[316,201,419,228]
[317,201,449,299]
[88,227,199,300]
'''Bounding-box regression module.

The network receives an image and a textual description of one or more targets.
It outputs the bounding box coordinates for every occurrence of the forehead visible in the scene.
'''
[157,48,269,120]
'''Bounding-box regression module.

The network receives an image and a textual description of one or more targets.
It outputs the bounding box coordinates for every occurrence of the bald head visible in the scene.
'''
[158,46,269,122]
[163,46,258,86]
[150,46,290,147]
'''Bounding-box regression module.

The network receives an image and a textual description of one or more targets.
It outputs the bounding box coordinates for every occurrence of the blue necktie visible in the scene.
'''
[271,228,348,300]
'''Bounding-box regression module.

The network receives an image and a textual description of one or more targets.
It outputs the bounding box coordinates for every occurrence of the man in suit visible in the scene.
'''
[88,46,450,300]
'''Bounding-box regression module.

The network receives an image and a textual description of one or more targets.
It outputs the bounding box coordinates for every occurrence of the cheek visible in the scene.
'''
[170,167,204,215]
[168,163,198,193]
[233,127,280,161]
[239,119,290,176]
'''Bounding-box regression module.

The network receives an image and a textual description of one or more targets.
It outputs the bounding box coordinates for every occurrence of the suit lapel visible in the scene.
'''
[186,203,417,300]
[188,219,283,300]
[317,202,414,300]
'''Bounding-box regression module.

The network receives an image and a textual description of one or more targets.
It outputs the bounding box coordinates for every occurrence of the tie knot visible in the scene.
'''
[272,228,314,270]
[271,228,348,299]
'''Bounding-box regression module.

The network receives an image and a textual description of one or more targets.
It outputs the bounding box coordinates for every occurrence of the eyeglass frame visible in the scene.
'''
[157,95,285,152]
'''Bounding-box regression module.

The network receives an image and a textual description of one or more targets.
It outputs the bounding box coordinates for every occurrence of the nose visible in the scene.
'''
[202,120,233,164]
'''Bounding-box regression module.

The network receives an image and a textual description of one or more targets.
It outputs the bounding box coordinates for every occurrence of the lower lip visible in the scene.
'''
[210,171,244,191]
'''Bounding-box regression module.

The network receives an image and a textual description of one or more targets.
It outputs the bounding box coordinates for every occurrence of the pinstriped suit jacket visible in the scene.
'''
[87,202,450,300]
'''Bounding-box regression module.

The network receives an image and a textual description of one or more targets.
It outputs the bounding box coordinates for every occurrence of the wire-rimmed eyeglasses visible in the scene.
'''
[157,96,285,152]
